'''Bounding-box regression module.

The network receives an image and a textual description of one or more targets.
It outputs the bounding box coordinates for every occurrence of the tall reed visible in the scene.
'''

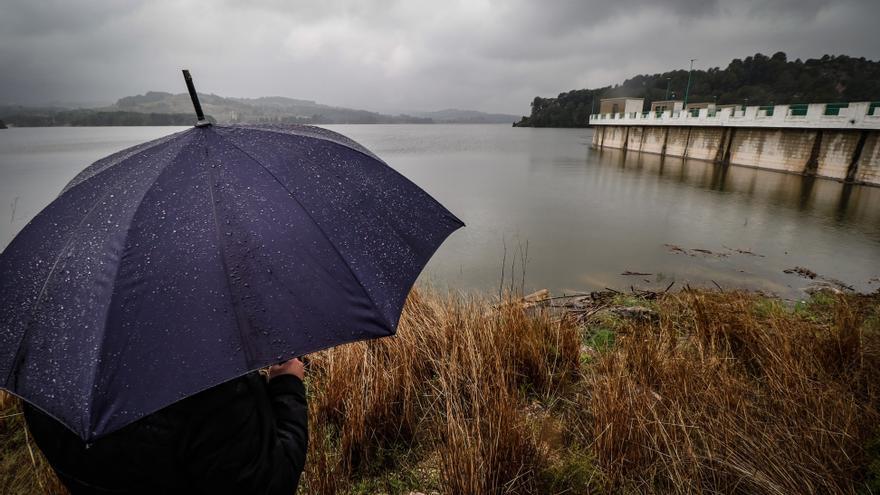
[2,289,878,494]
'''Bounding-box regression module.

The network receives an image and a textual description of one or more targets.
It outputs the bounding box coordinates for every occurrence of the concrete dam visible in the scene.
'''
[590,101,880,186]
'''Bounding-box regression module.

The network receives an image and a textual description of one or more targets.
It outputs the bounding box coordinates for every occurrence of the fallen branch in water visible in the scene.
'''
[621,270,652,276]
[784,266,817,279]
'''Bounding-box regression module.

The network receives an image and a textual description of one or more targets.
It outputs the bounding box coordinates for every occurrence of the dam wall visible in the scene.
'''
[854,132,880,184]
[590,101,880,186]
[664,128,690,157]
[728,128,816,174]
[640,127,666,154]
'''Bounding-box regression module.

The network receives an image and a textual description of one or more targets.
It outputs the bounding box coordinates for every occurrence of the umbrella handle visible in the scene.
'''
[181,69,210,127]
[297,355,312,372]
[271,355,311,370]
[263,356,311,381]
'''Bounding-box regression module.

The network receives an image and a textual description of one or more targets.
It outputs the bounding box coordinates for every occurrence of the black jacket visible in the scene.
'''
[23,372,308,495]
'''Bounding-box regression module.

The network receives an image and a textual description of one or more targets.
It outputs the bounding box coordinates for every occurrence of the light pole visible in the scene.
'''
[665,77,671,100]
[683,58,696,107]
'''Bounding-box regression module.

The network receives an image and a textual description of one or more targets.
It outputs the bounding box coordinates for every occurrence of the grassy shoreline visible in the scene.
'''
[3,287,879,494]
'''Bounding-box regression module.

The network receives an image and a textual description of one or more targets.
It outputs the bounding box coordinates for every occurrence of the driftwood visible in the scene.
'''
[784,266,817,279]
[783,266,854,291]
[503,283,672,326]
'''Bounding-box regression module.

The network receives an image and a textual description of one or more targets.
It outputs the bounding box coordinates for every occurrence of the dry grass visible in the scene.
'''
[585,291,880,494]
[2,288,879,494]
[302,289,581,494]
[0,393,66,494]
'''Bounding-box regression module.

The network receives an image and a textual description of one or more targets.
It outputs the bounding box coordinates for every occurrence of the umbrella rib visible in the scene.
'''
[225,129,421,265]
[218,134,396,332]
[229,124,385,165]
[205,164,259,368]
[83,136,199,434]
[218,126,465,240]
[4,132,197,391]
[4,197,105,389]
[61,130,188,196]
[226,126,463,229]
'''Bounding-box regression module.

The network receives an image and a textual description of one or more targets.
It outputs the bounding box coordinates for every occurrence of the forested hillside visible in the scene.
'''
[0,93,518,126]
[515,53,880,127]
[0,109,203,126]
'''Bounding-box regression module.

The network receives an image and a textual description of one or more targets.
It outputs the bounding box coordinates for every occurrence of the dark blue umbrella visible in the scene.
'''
[0,73,463,442]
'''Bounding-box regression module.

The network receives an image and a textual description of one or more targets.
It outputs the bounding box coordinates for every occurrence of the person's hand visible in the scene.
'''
[268,357,305,381]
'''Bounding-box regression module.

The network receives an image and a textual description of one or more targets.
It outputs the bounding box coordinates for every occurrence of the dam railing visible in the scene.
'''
[590,102,880,130]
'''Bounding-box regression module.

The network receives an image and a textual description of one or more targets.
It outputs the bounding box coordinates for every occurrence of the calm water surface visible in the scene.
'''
[1,125,878,298]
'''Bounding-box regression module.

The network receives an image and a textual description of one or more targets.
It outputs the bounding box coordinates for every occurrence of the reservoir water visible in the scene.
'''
[1,124,878,299]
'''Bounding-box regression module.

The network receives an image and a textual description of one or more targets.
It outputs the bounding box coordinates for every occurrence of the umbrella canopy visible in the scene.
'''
[0,123,463,441]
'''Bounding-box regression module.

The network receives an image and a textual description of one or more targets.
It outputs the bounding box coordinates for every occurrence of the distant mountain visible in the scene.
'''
[0,104,204,127]
[411,109,519,124]
[0,93,516,127]
[105,91,432,124]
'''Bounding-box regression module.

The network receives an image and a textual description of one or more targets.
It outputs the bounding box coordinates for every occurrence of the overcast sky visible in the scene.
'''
[1,0,878,115]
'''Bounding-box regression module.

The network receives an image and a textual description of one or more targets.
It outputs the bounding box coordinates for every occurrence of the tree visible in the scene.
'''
[515,52,880,127]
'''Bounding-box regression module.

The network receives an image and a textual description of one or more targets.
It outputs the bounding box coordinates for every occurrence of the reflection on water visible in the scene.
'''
[1,125,878,299]
[340,125,878,299]
[597,147,880,228]
[552,145,880,297]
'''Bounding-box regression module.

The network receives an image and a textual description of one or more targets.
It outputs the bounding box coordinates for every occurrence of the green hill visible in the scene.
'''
[106,92,433,124]
[411,108,519,124]
[0,108,203,127]
[515,52,880,128]
[1,94,516,127]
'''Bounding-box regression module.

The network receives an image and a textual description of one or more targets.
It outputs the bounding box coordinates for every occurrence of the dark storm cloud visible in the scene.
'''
[0,0,141,35]
[497,0,721,34]
[746,0,836,19]
[0,0,877,114]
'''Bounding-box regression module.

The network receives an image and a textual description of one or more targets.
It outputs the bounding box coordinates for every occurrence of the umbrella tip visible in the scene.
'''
[181,69,211,127]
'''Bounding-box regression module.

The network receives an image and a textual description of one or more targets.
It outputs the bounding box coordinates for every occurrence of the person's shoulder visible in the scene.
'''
[169,372,268,415]
[23,372,268,445]
[267,373,306,396]
[22,401,73,443]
